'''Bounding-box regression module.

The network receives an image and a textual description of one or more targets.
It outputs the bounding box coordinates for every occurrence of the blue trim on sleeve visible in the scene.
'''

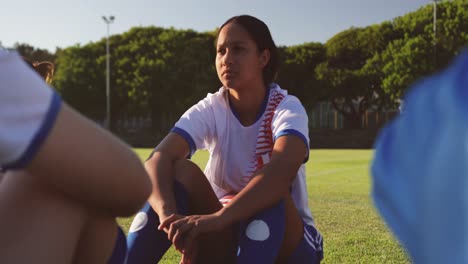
[3,91,62,170]
[274,129,310,163]
[170,127,196,158]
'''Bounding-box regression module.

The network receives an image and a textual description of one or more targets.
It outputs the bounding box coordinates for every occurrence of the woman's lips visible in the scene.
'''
[223,69,237,78]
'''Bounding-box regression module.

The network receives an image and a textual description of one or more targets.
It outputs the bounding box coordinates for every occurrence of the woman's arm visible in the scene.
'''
[160,135,308,235]
[145,133,191,222]
[161,134,307,248]
[219,134,307,225]
[28,103,152,217]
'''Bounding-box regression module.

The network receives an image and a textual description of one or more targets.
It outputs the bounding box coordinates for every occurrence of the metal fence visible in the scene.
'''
[308,102,399,129]
[112,102,399,132]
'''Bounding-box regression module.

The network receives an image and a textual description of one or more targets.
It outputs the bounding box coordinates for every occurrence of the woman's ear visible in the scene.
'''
[259,49,270,68]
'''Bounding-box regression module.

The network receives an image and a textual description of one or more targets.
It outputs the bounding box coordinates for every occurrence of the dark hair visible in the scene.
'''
[218,15,278,87]
[23,57,55,84]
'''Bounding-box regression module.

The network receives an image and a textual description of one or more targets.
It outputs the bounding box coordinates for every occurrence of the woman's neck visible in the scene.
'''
[228,82,268,126]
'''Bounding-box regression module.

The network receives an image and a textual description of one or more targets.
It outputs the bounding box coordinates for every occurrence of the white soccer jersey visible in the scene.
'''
[173,83,315,226]
[0,50,62,170]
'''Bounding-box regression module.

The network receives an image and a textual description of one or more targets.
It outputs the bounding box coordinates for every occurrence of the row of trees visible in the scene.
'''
[12,1,468,130]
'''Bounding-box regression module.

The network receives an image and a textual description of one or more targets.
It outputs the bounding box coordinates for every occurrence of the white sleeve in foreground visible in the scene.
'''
[0,51,62,169]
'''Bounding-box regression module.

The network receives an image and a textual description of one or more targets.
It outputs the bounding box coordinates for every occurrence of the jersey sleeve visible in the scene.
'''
[0,50,62,170]
[271,96,310,162]
[172,96,215,156]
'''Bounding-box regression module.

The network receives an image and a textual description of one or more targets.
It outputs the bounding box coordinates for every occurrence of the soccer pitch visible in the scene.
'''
[118,149,409,263]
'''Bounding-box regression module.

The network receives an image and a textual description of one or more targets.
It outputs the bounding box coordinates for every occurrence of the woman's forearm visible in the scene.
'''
[219,162,293,226]
[146,133,191,220]
[146,151,178,219]
[219,135,306,226]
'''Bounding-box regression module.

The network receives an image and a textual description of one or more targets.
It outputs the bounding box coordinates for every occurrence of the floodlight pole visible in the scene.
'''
[432,1,439,67]
[102,15,115,129]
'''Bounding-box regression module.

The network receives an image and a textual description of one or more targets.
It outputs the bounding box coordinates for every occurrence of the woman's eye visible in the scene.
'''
[217,48,226,55]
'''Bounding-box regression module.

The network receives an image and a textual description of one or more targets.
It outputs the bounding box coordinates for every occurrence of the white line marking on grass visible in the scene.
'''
[310,157,370,163]
[311,165,368,177]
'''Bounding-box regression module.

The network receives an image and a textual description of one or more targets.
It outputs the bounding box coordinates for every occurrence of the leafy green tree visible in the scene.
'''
[432,1,468,68]
[52,44,106,121]
[53,27,217,135]
[380,1,467,99]
[13,43,56,62]
[50,0,467,134]
[316,24,396,128]
[277,42,326,109]
[381,36,434,100]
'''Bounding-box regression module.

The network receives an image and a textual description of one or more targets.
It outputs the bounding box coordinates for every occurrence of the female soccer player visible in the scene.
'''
[126,15,323,264]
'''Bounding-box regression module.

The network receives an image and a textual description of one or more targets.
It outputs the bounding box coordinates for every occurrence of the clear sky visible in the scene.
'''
[1,0,433,52]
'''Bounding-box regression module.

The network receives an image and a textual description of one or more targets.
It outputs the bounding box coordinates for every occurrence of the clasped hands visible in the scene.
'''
[158,210,227,264]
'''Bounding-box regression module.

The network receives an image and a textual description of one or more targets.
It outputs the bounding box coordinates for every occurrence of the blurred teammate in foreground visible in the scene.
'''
[0,49,152,263]
[372,50,468,263]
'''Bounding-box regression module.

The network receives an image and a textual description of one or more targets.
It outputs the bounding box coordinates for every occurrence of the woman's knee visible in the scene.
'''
[173,159,221,214]
[173,159,204,185]
[0,171,90,263]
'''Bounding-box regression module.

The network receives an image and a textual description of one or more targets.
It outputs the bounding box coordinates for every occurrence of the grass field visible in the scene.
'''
[118,149,410,264]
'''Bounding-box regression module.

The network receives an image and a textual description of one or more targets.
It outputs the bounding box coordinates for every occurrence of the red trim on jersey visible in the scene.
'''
[240,89,285,186]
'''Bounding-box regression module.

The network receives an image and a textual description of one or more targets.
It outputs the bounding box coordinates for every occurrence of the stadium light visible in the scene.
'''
[432,0,440,65]
[102,15,115,129]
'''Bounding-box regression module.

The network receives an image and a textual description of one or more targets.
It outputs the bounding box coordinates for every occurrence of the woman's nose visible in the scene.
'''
[222,50,233,66]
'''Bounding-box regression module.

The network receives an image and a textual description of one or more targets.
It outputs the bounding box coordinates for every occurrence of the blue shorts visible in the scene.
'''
[222,195,323,263]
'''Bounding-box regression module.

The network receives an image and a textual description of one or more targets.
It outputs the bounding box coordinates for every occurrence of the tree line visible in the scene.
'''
[11,1,467,130]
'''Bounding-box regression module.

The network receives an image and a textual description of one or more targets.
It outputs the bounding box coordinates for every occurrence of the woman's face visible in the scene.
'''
[216,22,269,90]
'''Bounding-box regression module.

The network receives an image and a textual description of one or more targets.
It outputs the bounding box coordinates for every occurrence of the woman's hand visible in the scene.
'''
[159,211,228,260]
[158,213,185,235]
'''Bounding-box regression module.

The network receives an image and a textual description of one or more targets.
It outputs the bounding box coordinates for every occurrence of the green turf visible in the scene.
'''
[118,149,410,263]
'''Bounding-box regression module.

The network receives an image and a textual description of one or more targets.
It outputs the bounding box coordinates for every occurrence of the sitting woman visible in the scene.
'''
[126,15,323,264]
[0,53,151,264]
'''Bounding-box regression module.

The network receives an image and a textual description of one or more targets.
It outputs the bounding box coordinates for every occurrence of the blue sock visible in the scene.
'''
[107,226,127,264]
[236,200,285,264]
[126,181,188,264]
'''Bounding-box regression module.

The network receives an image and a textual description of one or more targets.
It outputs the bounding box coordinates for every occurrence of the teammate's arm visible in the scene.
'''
[28,103,152,217]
